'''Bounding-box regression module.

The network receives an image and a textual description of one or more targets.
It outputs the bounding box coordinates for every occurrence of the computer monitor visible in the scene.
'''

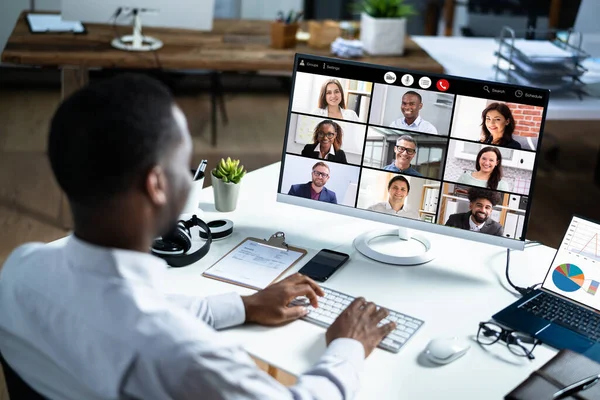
[61,0,214,51]
[277,54,550,265]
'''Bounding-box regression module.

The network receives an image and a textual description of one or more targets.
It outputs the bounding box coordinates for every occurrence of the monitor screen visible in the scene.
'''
[277,54,550,251]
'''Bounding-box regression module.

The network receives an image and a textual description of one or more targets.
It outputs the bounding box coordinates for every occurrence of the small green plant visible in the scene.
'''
[212,157,246,184]
[352,0,417,18]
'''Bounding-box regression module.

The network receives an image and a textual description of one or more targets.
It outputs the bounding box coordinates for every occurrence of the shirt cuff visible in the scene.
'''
[204,293,246,330]
[324,338,365,374]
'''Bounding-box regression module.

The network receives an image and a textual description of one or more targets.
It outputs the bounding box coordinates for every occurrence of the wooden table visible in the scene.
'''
[3,11,444,86]
[1,11,443,230]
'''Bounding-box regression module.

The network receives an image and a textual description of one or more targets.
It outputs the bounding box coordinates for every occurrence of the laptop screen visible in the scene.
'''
[542,215,600,312]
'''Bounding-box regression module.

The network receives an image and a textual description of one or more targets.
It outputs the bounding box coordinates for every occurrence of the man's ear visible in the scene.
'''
[146,165,167,207]
[418,103,423,110]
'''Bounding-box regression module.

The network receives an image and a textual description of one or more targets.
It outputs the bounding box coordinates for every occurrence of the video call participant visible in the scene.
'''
[288,161,338,204]
[301,119,347,163]
[389,91,438,134]
[456,146,509,191]
[383,135,423,177]
[445,187,504,236]
[0,74,396,399]
[310,79,360,121]
[367,175,419,219]
[479,102,521,149]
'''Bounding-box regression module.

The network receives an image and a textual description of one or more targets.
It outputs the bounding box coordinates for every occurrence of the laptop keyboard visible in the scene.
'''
[520,292,600,341]
[290,286,424,353]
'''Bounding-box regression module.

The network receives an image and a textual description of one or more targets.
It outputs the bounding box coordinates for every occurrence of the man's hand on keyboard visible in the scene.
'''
[241,273,325,326]
[326,298,397,357]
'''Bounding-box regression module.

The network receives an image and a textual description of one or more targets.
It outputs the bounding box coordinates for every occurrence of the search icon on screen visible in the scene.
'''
[483,85,490,93]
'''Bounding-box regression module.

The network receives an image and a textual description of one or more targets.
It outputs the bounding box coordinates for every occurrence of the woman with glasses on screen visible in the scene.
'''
[301,119,348,163]
[457,146,509,191]
[310,79,360,121]
[479,103,522,149]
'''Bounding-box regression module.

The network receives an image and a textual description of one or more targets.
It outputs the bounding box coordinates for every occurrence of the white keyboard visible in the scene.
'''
[290,286,424,353]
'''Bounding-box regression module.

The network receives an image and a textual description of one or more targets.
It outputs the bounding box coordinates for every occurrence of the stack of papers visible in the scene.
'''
[26,14,85,33]
[331,38,363,58]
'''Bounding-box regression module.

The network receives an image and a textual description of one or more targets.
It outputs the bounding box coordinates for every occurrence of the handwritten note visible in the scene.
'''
[203,239,305,290]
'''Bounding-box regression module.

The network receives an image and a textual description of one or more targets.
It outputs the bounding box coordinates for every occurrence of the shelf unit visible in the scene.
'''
[419,183,440,222]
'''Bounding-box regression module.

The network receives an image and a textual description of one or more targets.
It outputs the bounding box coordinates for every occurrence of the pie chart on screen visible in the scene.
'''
[552,264,584,292]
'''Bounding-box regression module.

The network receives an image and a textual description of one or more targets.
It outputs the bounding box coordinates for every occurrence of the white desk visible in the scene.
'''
[412,36,600,121]
[163,162,561,400]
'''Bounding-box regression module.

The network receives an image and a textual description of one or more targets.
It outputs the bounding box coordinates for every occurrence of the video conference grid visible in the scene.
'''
[279,54,550,241]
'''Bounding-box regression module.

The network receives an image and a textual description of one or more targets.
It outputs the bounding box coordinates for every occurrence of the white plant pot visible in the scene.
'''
[213,178,241,212]
[360,12,407,56]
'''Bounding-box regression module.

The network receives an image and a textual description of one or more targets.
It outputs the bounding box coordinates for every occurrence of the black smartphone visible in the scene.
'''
[298,249,350,282]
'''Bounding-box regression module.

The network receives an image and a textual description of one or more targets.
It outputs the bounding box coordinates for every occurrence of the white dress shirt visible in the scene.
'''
[0,235,365,400]
[389,115,438,134]
[310,107,360,122]
[367,201,419,219]
[312,143,335,159]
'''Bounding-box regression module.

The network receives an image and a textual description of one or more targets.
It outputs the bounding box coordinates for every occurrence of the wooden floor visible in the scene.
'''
[0,70,599,396]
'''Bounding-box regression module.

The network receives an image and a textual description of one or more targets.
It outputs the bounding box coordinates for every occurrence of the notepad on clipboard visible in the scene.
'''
[202,232,307,290]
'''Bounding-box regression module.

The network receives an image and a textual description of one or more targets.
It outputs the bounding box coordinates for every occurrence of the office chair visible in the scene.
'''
[0,350,47,399]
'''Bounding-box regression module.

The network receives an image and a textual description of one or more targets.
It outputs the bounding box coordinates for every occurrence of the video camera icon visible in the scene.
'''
[384,72,397,84]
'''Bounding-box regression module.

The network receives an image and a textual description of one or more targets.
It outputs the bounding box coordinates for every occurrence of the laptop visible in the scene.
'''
[492,214,600,362]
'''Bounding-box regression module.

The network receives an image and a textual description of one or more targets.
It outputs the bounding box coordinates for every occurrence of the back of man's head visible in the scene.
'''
[48,73,180,207]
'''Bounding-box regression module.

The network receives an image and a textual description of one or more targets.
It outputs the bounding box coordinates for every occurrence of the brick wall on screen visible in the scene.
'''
[506,103,543,138]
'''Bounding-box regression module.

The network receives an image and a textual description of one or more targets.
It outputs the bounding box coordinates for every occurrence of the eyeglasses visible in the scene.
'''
[396,145,416,155]
[476,321,542,360]
[312,170,329,178]
[317,131,336,139]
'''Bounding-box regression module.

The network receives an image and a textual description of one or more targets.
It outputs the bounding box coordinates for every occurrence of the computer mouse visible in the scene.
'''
[424,337,471,365]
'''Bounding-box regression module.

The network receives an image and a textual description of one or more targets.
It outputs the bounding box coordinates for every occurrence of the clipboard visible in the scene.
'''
[202,232,307,290]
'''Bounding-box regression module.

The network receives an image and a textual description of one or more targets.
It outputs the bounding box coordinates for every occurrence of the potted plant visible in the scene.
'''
[353,0,417,56]
[211,157,247,212]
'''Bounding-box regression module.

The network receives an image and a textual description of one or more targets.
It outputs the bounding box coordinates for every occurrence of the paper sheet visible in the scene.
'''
[27,14,85,33]
[203,239,305,290]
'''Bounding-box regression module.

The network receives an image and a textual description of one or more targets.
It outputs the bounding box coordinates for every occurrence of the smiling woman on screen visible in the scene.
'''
[310,79,359,121]
[457,146,509,191]
[301,119,347,163]
[479,103,521,149]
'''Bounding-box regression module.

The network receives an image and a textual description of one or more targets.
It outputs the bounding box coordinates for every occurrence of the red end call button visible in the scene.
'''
[436,79,450,91]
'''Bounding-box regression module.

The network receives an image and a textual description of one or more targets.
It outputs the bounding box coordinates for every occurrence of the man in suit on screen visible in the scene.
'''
[445,187,504,236]
[288,161,338,204]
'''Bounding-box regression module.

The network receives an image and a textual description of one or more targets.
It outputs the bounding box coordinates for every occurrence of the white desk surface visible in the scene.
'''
[412,36,600,121]
[163,162,561,400]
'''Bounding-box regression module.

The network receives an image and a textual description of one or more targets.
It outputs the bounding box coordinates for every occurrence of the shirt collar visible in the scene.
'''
[468,215,485,231]
[65,234,169,289]
[314,143,336,157]
[385,201,406,213]
[403,115,422,127]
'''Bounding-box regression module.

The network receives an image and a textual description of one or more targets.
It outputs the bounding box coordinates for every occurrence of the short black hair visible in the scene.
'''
[388,175,410,193]
[48,73,180,206]
[403,90,422,103]
[467,187,502,206]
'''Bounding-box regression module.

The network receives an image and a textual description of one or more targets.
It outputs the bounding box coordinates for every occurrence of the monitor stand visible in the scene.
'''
[111,9,163,52]
[353,227,434,265]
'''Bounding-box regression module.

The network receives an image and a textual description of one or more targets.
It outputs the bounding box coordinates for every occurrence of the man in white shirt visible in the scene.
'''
[367,175,419,219]
[0,74,396,400]
[389,91,438,134]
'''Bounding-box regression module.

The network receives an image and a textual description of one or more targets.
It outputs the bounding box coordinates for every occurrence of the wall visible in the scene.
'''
[241,0,302,20]
[0,0,31,56]
[506,102,543,138]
